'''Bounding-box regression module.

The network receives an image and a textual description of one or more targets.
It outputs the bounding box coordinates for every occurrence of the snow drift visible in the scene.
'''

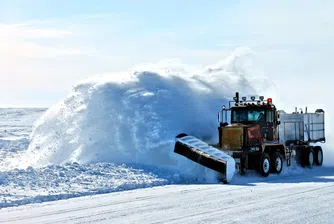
[2,48,274,181]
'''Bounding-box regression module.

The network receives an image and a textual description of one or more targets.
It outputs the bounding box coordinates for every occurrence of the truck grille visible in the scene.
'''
[221,126,243,150]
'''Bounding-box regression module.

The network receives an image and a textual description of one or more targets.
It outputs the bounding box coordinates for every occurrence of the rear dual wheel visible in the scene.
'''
[299,146,323,168]
[313,146,323,166]
[258,152,283,177]
[271,152,283,174]
[301,147,314,168]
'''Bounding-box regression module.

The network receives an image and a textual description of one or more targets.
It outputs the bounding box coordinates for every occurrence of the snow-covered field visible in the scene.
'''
[0,50,333,223]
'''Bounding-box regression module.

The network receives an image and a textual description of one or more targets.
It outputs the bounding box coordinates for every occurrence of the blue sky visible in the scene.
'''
[1,0,334,108]
[0,0,229,24]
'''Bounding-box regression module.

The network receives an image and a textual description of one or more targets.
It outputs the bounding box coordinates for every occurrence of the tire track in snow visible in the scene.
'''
[154,184,334,224]
[20,183,334,224]
[1,185,245,223]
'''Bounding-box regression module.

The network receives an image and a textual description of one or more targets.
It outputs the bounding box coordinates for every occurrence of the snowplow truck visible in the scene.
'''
[174,92,325,183]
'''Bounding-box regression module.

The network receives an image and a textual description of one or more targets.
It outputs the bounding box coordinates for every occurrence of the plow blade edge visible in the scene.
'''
[174,134,236,183]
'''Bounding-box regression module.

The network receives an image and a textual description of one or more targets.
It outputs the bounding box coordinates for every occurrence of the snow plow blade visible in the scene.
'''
[174,133,236,183]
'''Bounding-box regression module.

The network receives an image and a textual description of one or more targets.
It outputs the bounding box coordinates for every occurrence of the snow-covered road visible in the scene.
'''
[2,166,333,224]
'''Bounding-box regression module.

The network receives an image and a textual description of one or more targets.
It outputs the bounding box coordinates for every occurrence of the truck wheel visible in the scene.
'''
[258,153,271,177]
[313,146,323,166]
[271,152,283,174]
[301,147,314,168]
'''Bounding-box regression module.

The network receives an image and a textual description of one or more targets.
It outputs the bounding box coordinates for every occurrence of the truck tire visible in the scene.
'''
[271,152,283,174]
[313,146,323,166]
[301,147,314,168]
[258,153,271,177]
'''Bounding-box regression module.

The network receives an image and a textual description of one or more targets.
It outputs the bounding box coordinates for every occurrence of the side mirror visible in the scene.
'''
[277,121,281,125]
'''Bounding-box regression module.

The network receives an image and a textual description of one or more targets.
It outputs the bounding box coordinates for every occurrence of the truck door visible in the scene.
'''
[265,109,275,141]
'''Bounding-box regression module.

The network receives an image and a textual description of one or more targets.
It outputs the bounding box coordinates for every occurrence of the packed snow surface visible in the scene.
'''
[0,48,333,210]
[2,167,334,224]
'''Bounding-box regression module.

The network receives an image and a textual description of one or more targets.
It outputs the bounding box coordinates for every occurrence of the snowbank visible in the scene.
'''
[0,162,168,208]
[8,48,270,182]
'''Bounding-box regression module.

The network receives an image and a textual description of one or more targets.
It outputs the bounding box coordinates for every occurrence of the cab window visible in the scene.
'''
[266,110,274,122]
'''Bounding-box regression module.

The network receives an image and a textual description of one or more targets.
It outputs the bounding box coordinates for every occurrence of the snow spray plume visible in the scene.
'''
[4,48,273,182]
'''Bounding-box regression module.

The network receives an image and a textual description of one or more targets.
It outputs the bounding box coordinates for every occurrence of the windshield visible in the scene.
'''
[232,108,265,123]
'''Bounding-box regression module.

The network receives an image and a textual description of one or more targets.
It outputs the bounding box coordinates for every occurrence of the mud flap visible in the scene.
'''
[174,134,236,183]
